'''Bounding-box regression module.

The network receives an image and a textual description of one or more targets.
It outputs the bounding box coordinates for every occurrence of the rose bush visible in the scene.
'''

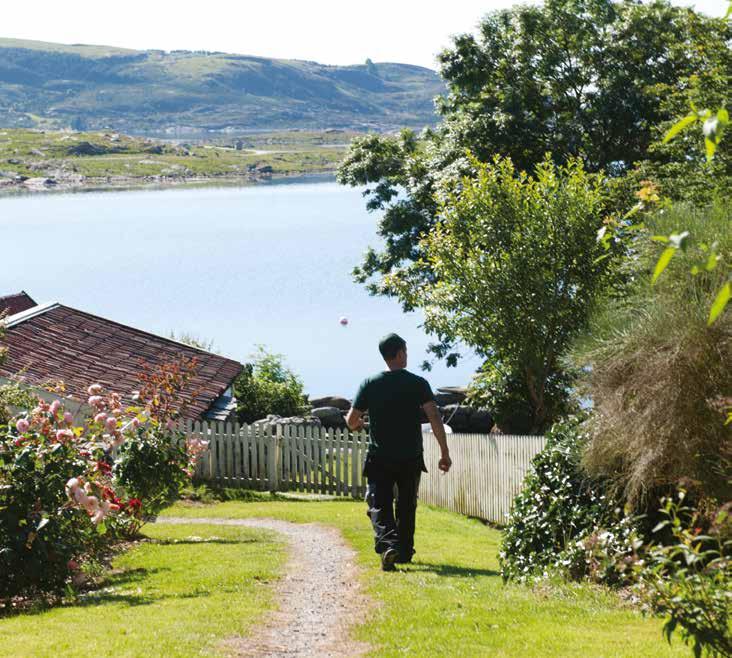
[0,361,208,600]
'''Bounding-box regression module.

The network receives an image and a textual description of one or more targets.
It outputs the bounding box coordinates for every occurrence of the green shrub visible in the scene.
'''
[234,346,309,423]
[0,420,104,597]
[0,362,202,600]
[573,200,731,508]
[499,417,637,583]
[636,490,731,658]
[112,428,189,518]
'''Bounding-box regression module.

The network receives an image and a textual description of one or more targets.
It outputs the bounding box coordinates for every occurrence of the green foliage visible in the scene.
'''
[233,346,309,424]
[574,200,732,507]
[396,156,616,432]
[636,491,731,658]
[112,429,189,517]
[500,417,629,582]
[0,381,36,426]
[338,0,725,326]
[0,422,104,598]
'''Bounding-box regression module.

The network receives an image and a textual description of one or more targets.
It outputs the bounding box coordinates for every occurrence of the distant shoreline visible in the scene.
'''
[0,170,338,197]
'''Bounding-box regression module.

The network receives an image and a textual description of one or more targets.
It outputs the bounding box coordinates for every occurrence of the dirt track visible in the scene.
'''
[158,517,371,657]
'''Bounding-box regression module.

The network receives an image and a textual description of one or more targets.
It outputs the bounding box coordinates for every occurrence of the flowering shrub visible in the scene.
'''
[0,360,208,599]
[635,490,731,658]
[499,417,638,583]
[0,395,129,597]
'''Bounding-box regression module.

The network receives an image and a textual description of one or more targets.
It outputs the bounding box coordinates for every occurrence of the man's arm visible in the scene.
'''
[345,407,366,431]
[422,401,451,472]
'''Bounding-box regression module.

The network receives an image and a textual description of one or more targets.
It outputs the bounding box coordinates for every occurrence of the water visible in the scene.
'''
[1,180,480,398]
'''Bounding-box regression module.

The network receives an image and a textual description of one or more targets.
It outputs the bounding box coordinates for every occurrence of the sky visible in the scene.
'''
[2,0,728,69]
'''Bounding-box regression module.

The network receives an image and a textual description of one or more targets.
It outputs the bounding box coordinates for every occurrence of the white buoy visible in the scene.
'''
[339,316,349,326]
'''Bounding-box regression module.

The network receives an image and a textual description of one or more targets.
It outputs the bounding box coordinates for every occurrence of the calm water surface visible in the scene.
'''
[2,181,480,397]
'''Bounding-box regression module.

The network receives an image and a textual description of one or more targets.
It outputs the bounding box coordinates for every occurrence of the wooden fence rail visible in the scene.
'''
[177,421,545,524]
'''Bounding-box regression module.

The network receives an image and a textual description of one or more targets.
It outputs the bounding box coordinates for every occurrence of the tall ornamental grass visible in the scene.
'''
[572,200,731,508]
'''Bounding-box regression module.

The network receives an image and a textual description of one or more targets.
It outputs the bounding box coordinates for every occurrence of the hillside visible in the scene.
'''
[0,38,444,134]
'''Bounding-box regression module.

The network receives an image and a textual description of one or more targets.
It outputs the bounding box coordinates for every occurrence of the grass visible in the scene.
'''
[0,495,691,657]
[161,498,690,658]
[0,128,350,184]
[0,522,285,657]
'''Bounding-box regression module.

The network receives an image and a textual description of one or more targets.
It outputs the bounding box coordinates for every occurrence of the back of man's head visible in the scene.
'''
[379,333,406,361]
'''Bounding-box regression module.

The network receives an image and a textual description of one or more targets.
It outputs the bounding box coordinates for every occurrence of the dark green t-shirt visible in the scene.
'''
[353,369,435,460]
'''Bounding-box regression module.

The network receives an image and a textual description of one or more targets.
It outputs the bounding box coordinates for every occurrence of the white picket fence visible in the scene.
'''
[420,432,546,523]
[178,420,545,524]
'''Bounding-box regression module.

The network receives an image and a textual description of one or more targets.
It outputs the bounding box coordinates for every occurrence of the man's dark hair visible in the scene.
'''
[378,333,406,361]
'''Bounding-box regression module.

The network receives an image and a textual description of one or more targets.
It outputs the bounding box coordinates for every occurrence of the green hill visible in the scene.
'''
[0,38,444,133]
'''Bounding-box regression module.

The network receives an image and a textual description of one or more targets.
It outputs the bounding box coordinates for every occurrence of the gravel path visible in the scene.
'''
[158,517,371,657]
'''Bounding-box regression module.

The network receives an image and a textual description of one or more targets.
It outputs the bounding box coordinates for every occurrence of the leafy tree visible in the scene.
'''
[338,0,728,328]
[387,156,616,432]
[233,346,309,424]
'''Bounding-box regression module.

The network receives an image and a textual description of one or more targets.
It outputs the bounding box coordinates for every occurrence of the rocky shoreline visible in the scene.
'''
[0,169,336,195]
[255,388,495,435]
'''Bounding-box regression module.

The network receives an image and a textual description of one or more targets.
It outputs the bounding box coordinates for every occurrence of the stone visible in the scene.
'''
[310,406,346,429]
[66,141,109,156]
[24,177,57,188]
[309,395,351,411]
[469,409,494,433]
[434,391,465,406]
[436,386,468,402]
[252,414,322,429]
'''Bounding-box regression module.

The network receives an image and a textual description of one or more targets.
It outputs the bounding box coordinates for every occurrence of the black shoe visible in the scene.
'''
[381,547,398,571]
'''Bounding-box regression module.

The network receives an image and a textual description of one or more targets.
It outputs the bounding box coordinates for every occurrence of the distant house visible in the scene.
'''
[0,291,37,316]
[0,295,243,421]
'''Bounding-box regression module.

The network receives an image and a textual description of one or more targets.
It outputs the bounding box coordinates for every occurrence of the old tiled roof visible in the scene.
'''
[0,303,242,420]
[0,291,37,317]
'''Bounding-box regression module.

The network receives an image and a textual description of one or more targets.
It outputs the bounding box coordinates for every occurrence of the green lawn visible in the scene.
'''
[0,522,285,658]
[0,498,689,657]
[161,498,688,658]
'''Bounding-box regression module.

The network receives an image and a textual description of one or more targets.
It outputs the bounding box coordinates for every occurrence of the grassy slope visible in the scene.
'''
[0,128,350,181]
[0,39,443,131]
[161,499,688,658]
[0,523,285,657]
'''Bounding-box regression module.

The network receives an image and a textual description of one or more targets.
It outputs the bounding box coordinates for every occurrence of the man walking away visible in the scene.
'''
[345,333,452,571]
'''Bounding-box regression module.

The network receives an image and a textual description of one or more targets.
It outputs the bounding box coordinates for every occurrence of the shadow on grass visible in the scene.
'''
[405,561,499,578]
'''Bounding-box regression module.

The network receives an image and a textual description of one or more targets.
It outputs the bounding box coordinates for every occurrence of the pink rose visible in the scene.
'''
[56,429,74,441]
[105,416,117,432]
[87,384,103,395]
[49,400,62,416]
[63,412,73,425]
[94,412,108,424]
[15,418,30,433]
[88,395,104,408]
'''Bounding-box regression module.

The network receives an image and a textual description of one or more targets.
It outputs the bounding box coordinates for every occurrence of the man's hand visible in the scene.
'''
[422,401,451,473]
[345,407,366,432]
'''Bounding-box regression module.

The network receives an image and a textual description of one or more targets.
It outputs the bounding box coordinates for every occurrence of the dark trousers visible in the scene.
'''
[364,455,424,560]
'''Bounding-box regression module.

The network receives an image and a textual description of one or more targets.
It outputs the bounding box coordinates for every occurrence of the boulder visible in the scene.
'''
[435,391,465,406]
[441,404,493,433]
[252,414,322,430]
[442,404,471,432]
[436,386,468,404]
[309,395,351,411]
[24,177,57,188]
[310,406,347,429]
[469,409,494,433]
[66,141,109,156]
